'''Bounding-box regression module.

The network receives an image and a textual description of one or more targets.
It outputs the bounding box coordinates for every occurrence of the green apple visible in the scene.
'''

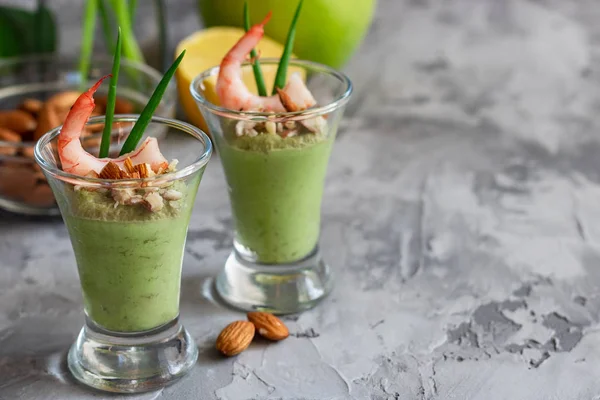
[198,0,376,68]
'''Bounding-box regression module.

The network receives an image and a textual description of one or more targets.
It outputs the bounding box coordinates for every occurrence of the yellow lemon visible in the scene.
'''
[198,0,376,69]
[175,27,292,132]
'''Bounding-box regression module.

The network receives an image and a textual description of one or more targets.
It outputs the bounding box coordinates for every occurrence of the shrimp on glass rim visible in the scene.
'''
[58,76,168,177]
[216,12,317,113]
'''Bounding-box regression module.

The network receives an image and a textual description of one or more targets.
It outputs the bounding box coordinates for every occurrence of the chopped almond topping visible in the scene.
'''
[276,88,299,112]
[111,188,136,205]
[134,163,150,178]
[143,192,164,212]
[123,157,135,173]
[99,162,122,180]
[85,170,100,179]
[162,189,182,201]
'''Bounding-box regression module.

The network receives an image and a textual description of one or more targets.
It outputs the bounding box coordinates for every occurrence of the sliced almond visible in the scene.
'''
[0,110,37,134]
[123,158,135,173]
[276,88,299,112]
[134,163,150,178]
[98,162,122,180]
[216,321,255,357]
[247,312,289,341]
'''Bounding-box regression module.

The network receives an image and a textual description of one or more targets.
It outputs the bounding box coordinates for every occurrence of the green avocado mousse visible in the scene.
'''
[34,37,212,393]
[191,1,352,313]
[219,123,333,264]
[66,174,196,332]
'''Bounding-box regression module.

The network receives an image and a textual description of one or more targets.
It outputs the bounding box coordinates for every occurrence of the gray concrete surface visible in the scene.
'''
[2,0,600,398]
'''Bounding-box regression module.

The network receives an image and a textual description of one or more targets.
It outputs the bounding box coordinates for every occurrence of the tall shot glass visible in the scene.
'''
[34,115,212,393]
[191,59,352,314]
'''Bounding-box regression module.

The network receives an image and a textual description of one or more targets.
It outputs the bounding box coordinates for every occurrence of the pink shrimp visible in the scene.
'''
[216,12,317,112]
[58,76,168,177]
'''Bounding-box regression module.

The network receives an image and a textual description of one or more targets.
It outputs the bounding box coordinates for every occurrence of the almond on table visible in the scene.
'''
[247,312,289,341]
[216,321,255,356]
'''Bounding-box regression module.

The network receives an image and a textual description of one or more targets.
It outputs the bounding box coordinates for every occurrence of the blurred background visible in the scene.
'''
[0,0,376,215]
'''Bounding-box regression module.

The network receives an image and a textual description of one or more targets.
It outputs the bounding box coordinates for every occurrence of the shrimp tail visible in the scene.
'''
[216,11,286,112]
[260,11,272,26]
[58,75,111,174]
[58,75,111,148]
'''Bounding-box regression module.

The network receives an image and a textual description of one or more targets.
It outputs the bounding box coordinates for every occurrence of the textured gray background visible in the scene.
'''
[2,0,600,399]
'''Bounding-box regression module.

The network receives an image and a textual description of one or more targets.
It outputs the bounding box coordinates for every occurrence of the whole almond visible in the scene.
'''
[96,95,135,114]
[0,128,21,156]
[247,312,289,341]
[25,183,55,207]
[34,104,62,141]
[216,321,255,356]
[46,91,80,111]
[0,110,36,134]
[0,164,37,200]
[19,98,43,116]
[20,146,35,159]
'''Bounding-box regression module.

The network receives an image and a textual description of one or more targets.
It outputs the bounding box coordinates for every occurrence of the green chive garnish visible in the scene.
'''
[97,0,115,52]
[79,0,98,91]
[244,1,267,97]
[272,0,303,95]
[119,50,185,155]
[109,0,144,63]
[99,28,122,158]
[128,0,137,25]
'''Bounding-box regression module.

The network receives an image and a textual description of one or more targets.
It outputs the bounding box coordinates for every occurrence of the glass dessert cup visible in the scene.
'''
[34,115,212,393]
[191,59,353,314]
[0,54,176,216]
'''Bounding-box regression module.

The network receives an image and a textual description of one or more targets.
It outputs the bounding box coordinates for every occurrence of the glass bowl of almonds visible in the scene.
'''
[0,55,176,216]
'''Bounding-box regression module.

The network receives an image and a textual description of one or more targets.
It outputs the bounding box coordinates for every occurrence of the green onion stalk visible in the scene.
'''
[99,28,122,158]
[244,1,267,97]
[120,50,185,155]
[272,0,303,95]
[78,0,98,91]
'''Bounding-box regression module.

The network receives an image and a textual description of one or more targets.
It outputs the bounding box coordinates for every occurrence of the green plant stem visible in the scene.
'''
[154,0,167,71]
[79,0,97,91]
[119,50,185,155]
[97,0,114,52]
[128,0,137,25]
[99,28,121,158]
[244,1,267,97]
[109,0,144,63]
[272,0,303,95]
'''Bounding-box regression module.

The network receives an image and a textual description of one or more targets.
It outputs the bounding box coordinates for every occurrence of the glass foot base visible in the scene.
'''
[67,318,198,393]
[215,247,333,314]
